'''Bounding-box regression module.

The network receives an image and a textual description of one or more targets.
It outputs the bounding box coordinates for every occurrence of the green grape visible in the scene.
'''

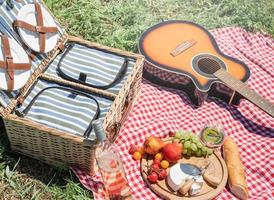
[201,146,207,152]
[173,138,180,143]
[187,150,192,156]
[181,135,186,140]
[196,149,202,157]
[181,132,187,139]
[197,142,203,148]
[183,149,188,155]
[174,132,182,139]
[190,143,197,152]
[192,135,199,144]
[184,133,191,141]
[184,141,191,149]
[202,147,207,156]
[207,148,214,155]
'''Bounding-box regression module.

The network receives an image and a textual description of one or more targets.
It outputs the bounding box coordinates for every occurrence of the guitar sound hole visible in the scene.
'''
[197,58,221,75]
[193,54,226,79]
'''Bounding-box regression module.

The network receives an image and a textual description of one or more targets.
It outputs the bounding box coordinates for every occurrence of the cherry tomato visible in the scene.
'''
[147,172,158,183]
[151,163,160,170]
[169,131,175,137]
[153,159,161,165]
[158,169,167,180]
[155,153,164,161]
[129,145,138,154]
[160,160,170,169]
[133,151,142,160]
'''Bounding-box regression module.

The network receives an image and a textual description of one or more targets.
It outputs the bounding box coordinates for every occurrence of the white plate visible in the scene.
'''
[0,37,31,91]
[17,4,58,53]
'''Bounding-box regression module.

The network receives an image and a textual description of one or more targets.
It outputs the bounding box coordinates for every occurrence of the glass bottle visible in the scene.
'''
[93,120,132,200]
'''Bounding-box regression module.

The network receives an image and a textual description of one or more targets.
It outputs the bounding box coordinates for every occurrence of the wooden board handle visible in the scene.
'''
[179,178,195,195]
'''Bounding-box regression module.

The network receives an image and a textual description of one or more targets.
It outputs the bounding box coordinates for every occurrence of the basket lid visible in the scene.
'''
[0,0,67,108]
[15,2,59,53]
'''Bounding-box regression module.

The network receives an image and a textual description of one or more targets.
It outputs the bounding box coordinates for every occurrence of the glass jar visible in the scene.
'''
[199,122,225,148]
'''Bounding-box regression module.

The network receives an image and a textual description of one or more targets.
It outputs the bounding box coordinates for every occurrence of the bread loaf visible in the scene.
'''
[223,137,249,200]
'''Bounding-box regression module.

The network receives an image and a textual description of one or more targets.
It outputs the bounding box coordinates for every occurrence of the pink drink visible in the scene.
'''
[97,151,131,199]
[93,120,132,199]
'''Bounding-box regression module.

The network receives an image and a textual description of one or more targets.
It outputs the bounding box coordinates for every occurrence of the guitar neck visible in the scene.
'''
[214,69,274,118]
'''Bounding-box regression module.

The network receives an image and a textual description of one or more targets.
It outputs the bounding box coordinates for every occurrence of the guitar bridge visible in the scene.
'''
[170,39,196,57]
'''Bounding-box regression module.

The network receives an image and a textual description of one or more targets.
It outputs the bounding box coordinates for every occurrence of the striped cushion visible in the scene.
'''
[18,79,113,139]
[0,90,18,107]
[45,44,135,94]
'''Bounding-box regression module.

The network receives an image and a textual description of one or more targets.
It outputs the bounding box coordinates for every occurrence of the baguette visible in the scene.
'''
[223,137,249,200]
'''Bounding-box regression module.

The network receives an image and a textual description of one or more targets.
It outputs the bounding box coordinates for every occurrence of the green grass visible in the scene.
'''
[0,126,92,199]
[45,0,274,52]
[1,0,273,199]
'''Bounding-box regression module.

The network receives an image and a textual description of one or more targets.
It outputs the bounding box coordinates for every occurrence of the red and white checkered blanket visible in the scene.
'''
[72,27,274,200]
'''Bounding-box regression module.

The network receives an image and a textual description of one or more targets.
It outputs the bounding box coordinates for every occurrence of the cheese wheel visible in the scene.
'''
[167,163,203,192]
[167,163,186,191]
[223,137,249,200]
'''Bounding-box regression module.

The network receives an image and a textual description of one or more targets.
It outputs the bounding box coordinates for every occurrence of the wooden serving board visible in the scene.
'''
[141,138,228,200]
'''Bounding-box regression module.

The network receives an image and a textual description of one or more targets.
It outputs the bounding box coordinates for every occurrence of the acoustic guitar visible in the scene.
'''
[138,20,274,118]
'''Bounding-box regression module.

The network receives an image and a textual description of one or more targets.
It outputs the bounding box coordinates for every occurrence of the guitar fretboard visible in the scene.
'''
[214,69,274,117]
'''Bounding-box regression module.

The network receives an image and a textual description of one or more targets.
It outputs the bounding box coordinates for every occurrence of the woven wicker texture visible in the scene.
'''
[1,0,144,173]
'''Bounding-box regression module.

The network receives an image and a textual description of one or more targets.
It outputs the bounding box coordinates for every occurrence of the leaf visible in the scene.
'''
[9,180,16,189]
[31,186,42,200]
[5,165,12,180]
[12,158,20,171]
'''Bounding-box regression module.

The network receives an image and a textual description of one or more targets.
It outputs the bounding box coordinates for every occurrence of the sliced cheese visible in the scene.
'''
[189,176,203,195]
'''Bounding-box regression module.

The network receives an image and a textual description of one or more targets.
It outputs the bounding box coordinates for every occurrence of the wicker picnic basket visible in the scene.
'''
[0,1,144,174]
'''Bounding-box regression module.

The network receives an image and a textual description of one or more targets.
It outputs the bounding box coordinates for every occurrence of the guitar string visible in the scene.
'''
[198,59,221,74]
[194,58,229,128]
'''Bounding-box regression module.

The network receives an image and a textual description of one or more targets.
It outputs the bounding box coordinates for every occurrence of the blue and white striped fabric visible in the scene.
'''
[0,0,136,109]
[45,44,136,94]
[18,79,113,139]
[0,89,19,107]
[1,0,136,140]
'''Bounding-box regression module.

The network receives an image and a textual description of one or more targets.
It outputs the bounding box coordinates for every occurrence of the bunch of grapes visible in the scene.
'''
[174,131,213,157]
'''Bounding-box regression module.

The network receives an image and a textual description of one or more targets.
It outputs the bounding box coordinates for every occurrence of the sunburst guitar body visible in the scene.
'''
[139,20,274,118]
